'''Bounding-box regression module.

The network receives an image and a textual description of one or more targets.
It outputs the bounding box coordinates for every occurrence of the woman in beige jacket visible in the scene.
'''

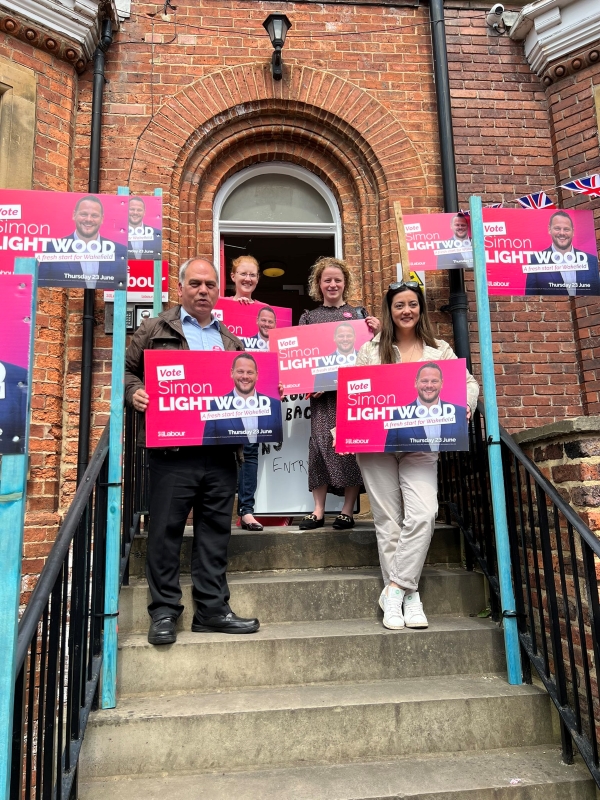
[354,281,479,631]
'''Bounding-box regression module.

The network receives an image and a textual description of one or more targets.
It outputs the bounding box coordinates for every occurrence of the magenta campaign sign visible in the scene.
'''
[403,212,473,271]
[482,208,599,296]
[0,274,32,454]
[271,319,373,395]
[144,350,282,448]
[0,189,128,289]
[104,260,169,302]
[127,195,162,261]
[213,297,293,351]
[336,359,469,453]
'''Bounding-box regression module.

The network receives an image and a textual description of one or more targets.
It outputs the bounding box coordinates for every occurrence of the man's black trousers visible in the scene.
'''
[146,446,237,621]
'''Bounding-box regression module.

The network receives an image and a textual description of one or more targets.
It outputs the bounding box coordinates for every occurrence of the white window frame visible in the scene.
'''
[213,163,343,271]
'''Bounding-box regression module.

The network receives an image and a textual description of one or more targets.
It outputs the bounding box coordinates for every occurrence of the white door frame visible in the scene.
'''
[213,162,343,272]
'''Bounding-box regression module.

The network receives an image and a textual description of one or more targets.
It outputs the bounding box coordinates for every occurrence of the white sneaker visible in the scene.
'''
[403,592,428,628]
[378,588,386,612]
[383,586,405,630]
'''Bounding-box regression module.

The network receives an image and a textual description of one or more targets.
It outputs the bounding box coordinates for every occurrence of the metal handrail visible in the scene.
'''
[15,426,110,672]
[11,408,148,799]
[439,405,600,789]
[498,420,600,558]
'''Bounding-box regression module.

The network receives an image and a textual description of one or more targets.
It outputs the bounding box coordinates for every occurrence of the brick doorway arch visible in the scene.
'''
[129,63,427,310]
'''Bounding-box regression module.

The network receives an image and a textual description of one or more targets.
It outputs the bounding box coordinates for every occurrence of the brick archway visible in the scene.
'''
[130,63,428,308]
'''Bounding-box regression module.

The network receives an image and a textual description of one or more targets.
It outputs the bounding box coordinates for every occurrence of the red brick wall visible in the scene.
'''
[445,9,586,430]
[0,33,77,597]
[544,63,600,415]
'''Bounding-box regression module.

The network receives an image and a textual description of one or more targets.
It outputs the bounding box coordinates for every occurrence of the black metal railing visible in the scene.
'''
[439,405,600,788]
[10,409,148,799]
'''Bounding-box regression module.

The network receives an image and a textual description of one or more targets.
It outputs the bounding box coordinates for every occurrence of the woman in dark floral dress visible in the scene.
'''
[298,257,380,530]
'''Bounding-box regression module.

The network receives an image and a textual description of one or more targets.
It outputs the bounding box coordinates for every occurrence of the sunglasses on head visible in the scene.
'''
[388,281,421,292]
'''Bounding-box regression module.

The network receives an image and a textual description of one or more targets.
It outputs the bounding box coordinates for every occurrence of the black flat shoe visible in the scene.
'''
[240,519,264,531]
[332,513,355,530]
[191,611,260,634]
[148,616,177,645]
[298,514,325,530]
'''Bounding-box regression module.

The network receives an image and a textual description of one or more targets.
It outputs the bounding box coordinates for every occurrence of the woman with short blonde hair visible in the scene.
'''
[298,256,379,531]
[307,257,354,303]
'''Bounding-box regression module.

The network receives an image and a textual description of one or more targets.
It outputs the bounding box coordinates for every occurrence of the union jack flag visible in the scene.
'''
[515,192,556,210]
[459,209,470,218]
[561,174,600,198]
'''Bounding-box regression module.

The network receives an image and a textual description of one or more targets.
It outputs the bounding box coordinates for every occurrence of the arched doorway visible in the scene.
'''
[213,163,343,322]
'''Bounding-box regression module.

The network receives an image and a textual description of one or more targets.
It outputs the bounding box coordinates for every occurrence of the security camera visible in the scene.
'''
[486,3,505,31]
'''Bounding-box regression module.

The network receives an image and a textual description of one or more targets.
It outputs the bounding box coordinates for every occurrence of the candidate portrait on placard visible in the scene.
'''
[435,213,473,270]
[384,362,467,452]
[202,353,282,445]
[245,306,277,351]
[38,195,128,289]
[0,360,28,454]
[524,210,600,296]
[313,321,359,391]
[127,196,162,260]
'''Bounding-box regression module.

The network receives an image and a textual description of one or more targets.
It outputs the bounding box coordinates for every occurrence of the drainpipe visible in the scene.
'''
[429,0,472,370]
[77,18,113,485]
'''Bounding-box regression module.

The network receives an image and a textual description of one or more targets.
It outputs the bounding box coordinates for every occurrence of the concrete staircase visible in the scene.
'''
[79,522,595,799]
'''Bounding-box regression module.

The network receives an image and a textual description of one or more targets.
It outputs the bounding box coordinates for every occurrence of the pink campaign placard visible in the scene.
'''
[144,350,282,448]
[126,195,162,261]
[104,260,169,302]
[271,319,374,395]
[403,212,473,271]
[0,274,32,454]
[213,297,293,351]
[0,189,128,289]
[335,359,469,453]
[482,208,599,296]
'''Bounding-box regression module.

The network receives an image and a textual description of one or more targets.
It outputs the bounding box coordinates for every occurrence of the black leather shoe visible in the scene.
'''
[298,513,325,530]
[191,611,260,634]
[240,519,264,531]
[332,513,355,530]
[148,616,177,645]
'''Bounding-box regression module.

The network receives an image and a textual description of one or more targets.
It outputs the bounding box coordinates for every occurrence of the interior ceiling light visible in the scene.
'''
[262,261,286,278]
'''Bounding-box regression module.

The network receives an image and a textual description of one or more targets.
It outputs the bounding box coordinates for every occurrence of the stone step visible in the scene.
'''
[118,566,486,634]
[80,674,554,779]
[127,522,461,577]
[117,616,505,696]
[79,746,595,800]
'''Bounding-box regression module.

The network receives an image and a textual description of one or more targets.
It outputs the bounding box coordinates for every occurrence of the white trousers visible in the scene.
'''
[357,451,439,591]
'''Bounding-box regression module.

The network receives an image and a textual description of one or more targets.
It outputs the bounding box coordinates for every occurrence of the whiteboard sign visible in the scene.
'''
[254,394,345,516]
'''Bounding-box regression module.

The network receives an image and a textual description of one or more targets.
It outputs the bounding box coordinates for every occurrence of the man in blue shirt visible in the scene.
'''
[125,257,260,644]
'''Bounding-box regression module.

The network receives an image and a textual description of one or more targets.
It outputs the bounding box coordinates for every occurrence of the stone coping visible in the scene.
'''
[512,416,600,446]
